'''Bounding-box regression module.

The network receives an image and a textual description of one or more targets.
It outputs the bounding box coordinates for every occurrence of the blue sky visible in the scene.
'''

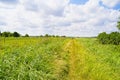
[113,4,120,10]
[0,0,18,4]
[0,0,120,37]
[70,0,88,5]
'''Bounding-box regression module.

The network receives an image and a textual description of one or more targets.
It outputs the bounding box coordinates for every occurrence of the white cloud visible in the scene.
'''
[0,0,120,37]
[101,0,120,8]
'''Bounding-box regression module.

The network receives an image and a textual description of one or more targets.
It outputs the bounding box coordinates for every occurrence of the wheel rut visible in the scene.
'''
[64,39,86,80]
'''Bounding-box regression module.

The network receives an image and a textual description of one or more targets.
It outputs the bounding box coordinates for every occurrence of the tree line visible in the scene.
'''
[0,31,66,38]
[0,31,29,37]
[97,18,120,45]
[97,32,120,45]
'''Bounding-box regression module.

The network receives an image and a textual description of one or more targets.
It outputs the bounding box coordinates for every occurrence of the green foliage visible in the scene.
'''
[117,20,120,31]
[97,32,108,44]
[1,32,13,37]
[45,34,49,37]
[1,37,120,80]
[24,34,29,37]
[0,31,1,37]
[77,38,120,80]
[0,37,68,80]
[0,31,20,37]
[13,32,20,37]
[97,32,120,45]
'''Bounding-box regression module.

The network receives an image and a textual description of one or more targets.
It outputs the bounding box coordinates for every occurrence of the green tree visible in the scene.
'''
[45,34,49,37]
[0,31,1,37]
[109,32,120,45]
[2,32,12,37]
[97,32,120,45]
[97,32,108,44]
[13,32,20,37]
[25,34,29,37]
[117,20,120,31]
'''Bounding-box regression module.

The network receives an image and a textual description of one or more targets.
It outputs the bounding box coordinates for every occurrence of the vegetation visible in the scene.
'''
[0,37,69,80]
[0,37,120,80]
[1,32,13,37]
[117,18,120,31]
[0,31,2,36]
[97,18,120,45]
[97,32,120,45]
[24,34,29,37]
[77,38,120,80]
[13,32,20,37]
[0,31,20,37]
[0,10,119,80]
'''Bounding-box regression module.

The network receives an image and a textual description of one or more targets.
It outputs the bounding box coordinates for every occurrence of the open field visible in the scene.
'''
[0,37,120,80]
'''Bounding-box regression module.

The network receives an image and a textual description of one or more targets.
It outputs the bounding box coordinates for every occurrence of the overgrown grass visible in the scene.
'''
[0,37,69,80]
[77,38,120,80]
[0,37,120,80]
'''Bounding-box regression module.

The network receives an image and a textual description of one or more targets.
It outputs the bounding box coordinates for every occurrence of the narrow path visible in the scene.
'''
[64,39,86,80]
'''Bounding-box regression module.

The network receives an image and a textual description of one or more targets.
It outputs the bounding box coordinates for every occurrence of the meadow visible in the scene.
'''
[0,37,120,80]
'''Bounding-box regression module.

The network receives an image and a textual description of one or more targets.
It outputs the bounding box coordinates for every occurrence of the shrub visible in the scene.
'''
[109,32,120,45]
[13,32,20,37]
[25,34,29,37]
[97,32,120,45]
[1,32,13,37]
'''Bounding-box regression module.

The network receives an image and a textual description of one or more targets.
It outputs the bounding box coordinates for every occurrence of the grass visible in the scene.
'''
[0,37,69,80]
[77,38,120,80]
[0,37,120,80]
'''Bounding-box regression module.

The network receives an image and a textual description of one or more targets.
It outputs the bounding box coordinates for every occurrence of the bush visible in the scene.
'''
[13,32,20,37]
[25,34,29,37]
[97,32,120,45]
[109,32,120,45]
[1,32,13,37]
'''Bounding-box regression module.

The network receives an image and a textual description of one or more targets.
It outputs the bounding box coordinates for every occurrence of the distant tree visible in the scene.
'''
[2,32,12,37]
[97,32,120,45]
[25,34,29,37]
[40,35,43,37]
[117,20,120,31]
[0,31,1,37]
[13,32,20,37]
[56,35,59,37]
[52,35,55,37]
[97,32,108,44]
[45,34,49,37]
[109,32,120,45]
[9,32,13,37]
[61,35,66,37]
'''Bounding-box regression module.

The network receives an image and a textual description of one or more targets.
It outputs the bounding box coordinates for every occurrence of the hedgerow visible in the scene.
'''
[97,32,120,45]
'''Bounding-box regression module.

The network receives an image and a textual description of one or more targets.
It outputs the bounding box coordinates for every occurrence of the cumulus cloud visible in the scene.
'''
[0,0,120,36]
[101,0,120,8]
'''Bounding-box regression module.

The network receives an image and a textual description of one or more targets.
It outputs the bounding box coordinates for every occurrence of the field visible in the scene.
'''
[0,37,120,80]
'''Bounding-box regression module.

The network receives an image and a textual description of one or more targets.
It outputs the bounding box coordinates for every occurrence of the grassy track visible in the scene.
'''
[64,39,87,80]
[65,38,120,80]
[77,38,120,80]
[0,37,120,80]
[64,40,77,79]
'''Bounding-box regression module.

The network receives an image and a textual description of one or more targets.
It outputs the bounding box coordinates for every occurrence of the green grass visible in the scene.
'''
[0,37,69,80]
[0,37,120,80]
[77,38,120,80]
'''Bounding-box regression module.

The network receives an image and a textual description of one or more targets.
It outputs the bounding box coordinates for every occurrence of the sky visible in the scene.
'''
[0,0,120,37]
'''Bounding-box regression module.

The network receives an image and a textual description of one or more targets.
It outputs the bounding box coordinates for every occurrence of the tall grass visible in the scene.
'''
[0,37,68,80]
[77,38,120,80]
[0,37,120,80]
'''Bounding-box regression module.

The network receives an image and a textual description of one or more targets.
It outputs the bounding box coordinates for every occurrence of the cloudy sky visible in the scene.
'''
[0,0,120,37]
